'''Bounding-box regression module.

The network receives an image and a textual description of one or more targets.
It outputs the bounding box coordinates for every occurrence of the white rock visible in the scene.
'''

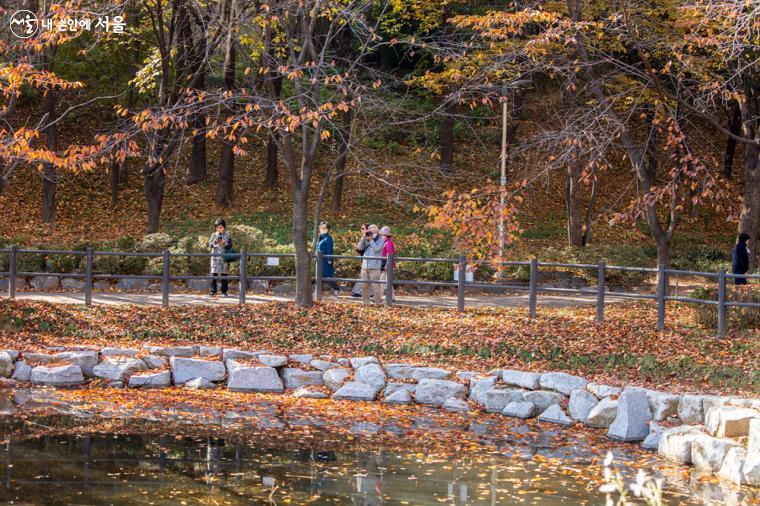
[691,434,742,472]
[185,377,215,389]
[170,357,225,385]
[443,398,470,413]
[310,359,339,371]
[0,351,12,378]
[258,354,288,368]
[539,372,588,395]
[30,364,84,386]
[29,275,59,290]
[143,355,168,369]
[350,357,379,369]
[333,382,380,401]
[198,346,223,358]
[749,419,760,455]
[355,363,386,390]
[522,390,565,413]
[484,388,525,413]
[226,361,284,393]
[679,394,706,424]
[222,349,265,361]
[607,389,652,442]
[11,361,32,382]
[658,425,704,464]
[646,391,681,421]
[293,387,328,399]
[455,371,479,381]
[411,367,451,380]
[280,368,324,389]
[3,350,18,362]
[703,395,734,414]
[569,390,598,423]
[386,363,415,380]
[146,345,198,357]
[128,371,171,388]
[587,383,622,398]
[705,406,758,438]
[415,379,466,406]
[94,357,147,382]
[502,401,536,419]
[101,347,140,357]
[501,370,541,390]
[383,389,412,404]
[538,405,574,426]
[641,422,666,450]
[744,451,760,486]
[719,447,748,486]
[61,278,85,290]
[469,376,498,405]
[323,368,351,392]
[587,397,618,428]
[289,354,313,365]
[54,351,100,376]
[384,383,416,397]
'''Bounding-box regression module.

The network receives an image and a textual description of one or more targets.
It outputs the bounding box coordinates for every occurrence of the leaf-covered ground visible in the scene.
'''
[1,300,757,396]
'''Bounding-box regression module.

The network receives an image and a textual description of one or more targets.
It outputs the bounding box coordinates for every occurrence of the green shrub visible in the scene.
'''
[692,285,760,330]
[48,253,81,273]
[92,254,121,275]
[672,245,729,273]
[16,251,46,274]
[138,233,174,252]
[120,255,147,276]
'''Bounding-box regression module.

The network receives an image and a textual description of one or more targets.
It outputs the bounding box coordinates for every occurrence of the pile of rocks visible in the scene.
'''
[0,347,757,486]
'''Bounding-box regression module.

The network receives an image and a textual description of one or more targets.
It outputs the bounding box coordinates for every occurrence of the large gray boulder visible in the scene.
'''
[586,383,622,398]
[29,276,60,290]
[116,278,150,291]
[292,388,328,399]
[537,405,574,426]
[691,434,742,472]
[61,278,85,290]
[469,376,498,405]
[226,361,284,393]
[568,390,598,423]
[539,372,588,395]
[143,355,168,369]
[350,357,379,369]
[147,345,198,357]
[719,447,749,486]
[198,346,223,358]
[646,391,680,421]
[501,370,541,390]
[280,368,324,389]
[607,389,652,442]
[355,363,386,390]
[658,425,704,464]
[185,377,215,389]
[678,394,706,424]
[54,351,100,377]
[94,357,147,382]
[128,371,171,388]
[415,379,466,406]
[586,397,618,428]
[384,383,416,397]
[385,363,415,380]
[522,390,565,413]
[0,351,13,378]
[170,357,225,385]
[11,361,32,382]
[30,364,85,386]
[323,367,351,392]
[411,367,451,381]
[749,419,760,455]
[641,422,666,450]
[289,354,314,365]
[258,354,287,368]
[222,349,265,361]
[101,347,140,357]
[484,388,525,413]
[333,382,380,401]
[383,389,412,404]
[502,401,536,419]
[704,406,758,438]
[310,359,339,371]
[443,398,469,413]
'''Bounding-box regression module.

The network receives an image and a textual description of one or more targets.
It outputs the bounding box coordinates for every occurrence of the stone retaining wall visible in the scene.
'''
[0,346,757,487]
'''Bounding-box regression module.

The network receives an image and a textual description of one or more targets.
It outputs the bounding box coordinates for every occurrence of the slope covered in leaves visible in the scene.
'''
[1,300,756,395]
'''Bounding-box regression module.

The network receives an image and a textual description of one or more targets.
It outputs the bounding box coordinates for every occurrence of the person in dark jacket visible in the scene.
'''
[732,233,751,285]
[317,222,340,296]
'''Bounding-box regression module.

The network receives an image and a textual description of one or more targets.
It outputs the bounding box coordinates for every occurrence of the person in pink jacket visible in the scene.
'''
[379,226,396,301]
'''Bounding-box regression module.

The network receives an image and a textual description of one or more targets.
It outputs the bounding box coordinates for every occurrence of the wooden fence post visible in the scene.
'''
[457,255,466,312]
[162,249,170,308]
[239,249,247,305]
[717,268,726,339]
[385,254,395,306]
[315,251,323,302]
[529,258,538,318]
[85,248,93,306]
[597,261,605,323]
[8,245,17,299]
[656,263,666,331]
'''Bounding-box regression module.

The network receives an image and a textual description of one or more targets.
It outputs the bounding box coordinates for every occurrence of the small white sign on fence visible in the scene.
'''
[266,257,280,266]
[453,266,473,283]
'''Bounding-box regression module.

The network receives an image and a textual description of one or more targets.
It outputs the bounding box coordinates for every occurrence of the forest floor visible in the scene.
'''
[1,299,757,397]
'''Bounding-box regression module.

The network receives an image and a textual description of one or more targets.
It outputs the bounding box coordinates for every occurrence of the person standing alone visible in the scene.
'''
[732,233,751,285]
[317,221,340,296]
[209,218,232,296]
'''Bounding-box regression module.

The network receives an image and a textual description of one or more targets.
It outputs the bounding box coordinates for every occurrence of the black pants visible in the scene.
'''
[735,277,747,285]
[211,273,229,294]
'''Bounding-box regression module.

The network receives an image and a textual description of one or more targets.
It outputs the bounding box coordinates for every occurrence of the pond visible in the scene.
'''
[0,390,756,505]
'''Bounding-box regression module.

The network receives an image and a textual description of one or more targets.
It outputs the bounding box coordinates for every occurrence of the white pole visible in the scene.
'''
[498,94,508,264]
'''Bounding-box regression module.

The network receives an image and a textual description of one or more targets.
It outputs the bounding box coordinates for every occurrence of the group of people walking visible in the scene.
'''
[208,218,396,304]
[318,222,396,304]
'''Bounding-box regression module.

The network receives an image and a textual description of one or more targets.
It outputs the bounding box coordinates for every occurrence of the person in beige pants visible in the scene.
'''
[361,224,385,304]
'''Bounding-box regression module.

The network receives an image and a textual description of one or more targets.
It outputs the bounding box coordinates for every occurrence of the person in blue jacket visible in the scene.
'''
[732,232,751,285]
[317,222,340,296]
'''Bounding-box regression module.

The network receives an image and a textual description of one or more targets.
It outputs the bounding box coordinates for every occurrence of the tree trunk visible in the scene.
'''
[215,12,236,207]
[110,158,120,207]
[264,75,282,189]
[332,107,352,212]
[724,100,742,180]
[293,190,313,307]
[439,101,455,174]
[186,37,207,185]
[143,164,165,234]
[565,164,584,247]
[739,141,760,271]
[42,90,57,224]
